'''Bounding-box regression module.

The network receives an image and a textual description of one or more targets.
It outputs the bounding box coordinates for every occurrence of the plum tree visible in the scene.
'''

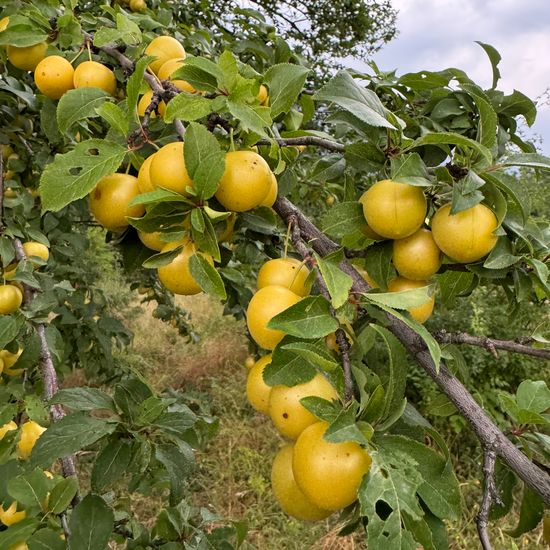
[0,1,548,549]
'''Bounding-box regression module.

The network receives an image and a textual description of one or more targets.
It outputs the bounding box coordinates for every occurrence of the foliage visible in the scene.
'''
[0,0,548,548]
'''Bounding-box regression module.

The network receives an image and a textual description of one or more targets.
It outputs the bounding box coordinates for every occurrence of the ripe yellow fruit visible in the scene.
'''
[0,17,9,33]
[387,276,435,324]
[0,285,23,314]
[7,42,47,71]
[149,142,193,195]
[215,151,273,212]
[138,231,165,251]
[73,60,117,95]
[293,421,372,511]
[257,258,310,297]
[359,180,427,239]
[0,501,26,526]
[431,203,498,263]
[271,444,332,521]
[158,58,184,80]
[246,355,272,414]
[89,173,145,232]
[17,420,46,460]
[22,241,49,266]
[0,348,23,376]
[260,173,278,207]
[393,228,441,280]
[0,421,17,440]
[137,90,166,118]
[246,285,301,350]
[257,84,269,105]
[325,195,335,206]
[34,56,75,99]
[244,355,256,369]
[157,240,213,295]
[144,36,186,74]
[8,542,29,550]
[361,223,383,240]
[137,154,156,193]
[269,374,338,440]
[217,213,236,243]
[130,0,146,11]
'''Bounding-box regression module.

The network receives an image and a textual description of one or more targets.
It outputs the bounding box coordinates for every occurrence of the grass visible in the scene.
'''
[83,241,544,549]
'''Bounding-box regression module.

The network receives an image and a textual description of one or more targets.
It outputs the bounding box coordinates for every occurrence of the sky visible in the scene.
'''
[356,0,550,153]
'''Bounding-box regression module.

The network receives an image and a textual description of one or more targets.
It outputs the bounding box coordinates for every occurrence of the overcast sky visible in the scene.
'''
[358,0,550,153]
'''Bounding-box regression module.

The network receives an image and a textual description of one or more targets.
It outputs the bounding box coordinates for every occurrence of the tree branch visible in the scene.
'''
[476,445,501,550]
[286,216,354,400]
[272,196,550,505]
[433,330,550,361]
[12,240,79,500]
[257,136,345,152]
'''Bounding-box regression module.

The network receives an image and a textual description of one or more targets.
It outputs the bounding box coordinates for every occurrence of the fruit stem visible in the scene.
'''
[283,221,292,259]
[86,41,92,62]
[69,46,85,65]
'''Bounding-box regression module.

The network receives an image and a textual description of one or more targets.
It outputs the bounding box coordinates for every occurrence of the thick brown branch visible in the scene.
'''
[257,136,345,152]
[434,330,550,361]
[272,196,550,505]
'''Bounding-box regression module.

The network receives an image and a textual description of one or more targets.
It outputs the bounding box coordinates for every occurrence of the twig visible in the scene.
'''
[476,446,501,550]
[287,215,354,401]
[257,136,345,152]
[272,195,550,505]
[433,330,550,361]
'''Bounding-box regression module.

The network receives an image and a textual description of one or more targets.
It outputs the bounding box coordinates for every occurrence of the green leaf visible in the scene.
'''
[481,172,529,224]
[299,396,340,423]
[93,13,142,47]
[407,132,493,168]
[91,439,132,492]
[263,63,310,118]
[31,414,116,467]
[48,476,79,514]
[68,494,114,550]
[461,83,498,149]
[126,56,154,122]
[500,152,550,170]
[280,341,340,372]
[475,42,501,89]
[227,101,272,136]
[376,435,461,520]
[320,201,365,239]
[114,378,153,425]
[164,93,212,122]
[191,211,221,262]
[359,448,423,549]
[483,237,521,269]
[314,70,395,129]
[506,485,544,538]
[188,253,226,300]
[0,25,48,47]
[314,250,352,309]
[263,338,317,387]
[141,245,183,269]
[184,122,226,200]
[57,88,111,134]
[366,301,442,371]
[40,139,126,212]
[450,171,485,214]
[0,518,40,548]
[324,408,370,445]
[49,388,116,412]
[267,295,339,339]
[0,317,19,349]
[363,285,434,311]
[28,528,67,550]
[437,271,475,307]
[390,153,431,186]
[363,242,394,290]
[369,325,409,420]
[8,469,50,508]
[96,102,129,138]
[172,58,219,93]
[499,90,537,127]
[402,511,449,550]
[155,443,195,505]
[516,380,550,414]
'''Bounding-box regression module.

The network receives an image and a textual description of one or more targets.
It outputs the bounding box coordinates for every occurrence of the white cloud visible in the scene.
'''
[351,0,550,151]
